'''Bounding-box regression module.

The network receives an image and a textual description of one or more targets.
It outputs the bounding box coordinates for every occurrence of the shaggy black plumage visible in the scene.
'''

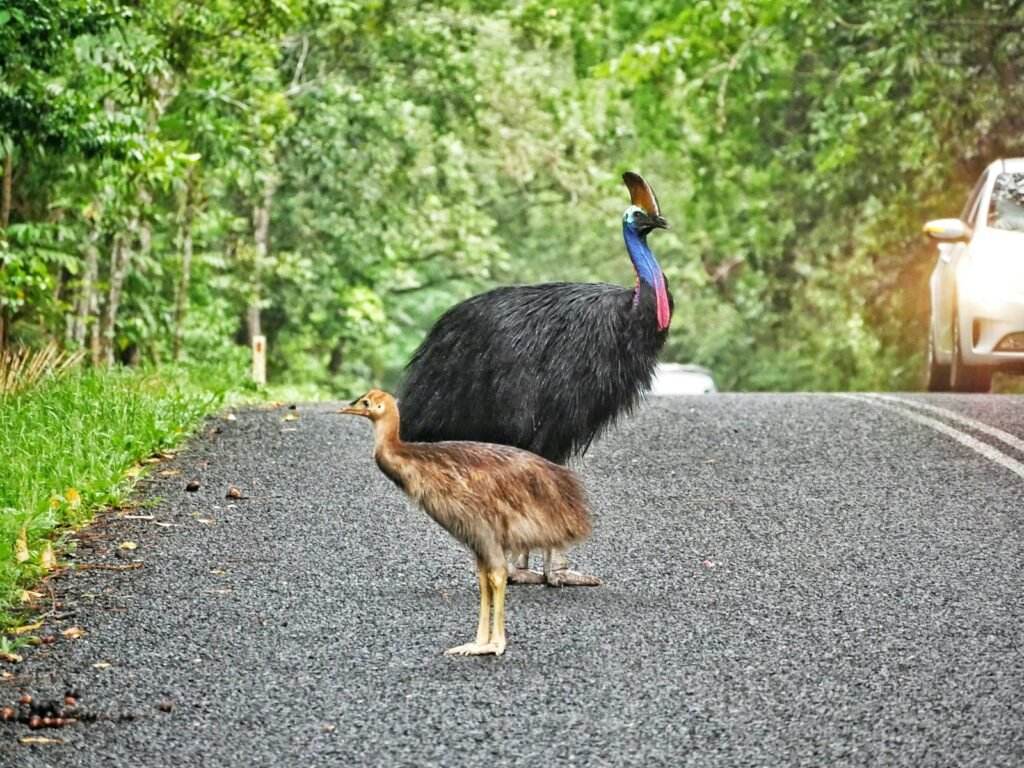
[398,279,672,463]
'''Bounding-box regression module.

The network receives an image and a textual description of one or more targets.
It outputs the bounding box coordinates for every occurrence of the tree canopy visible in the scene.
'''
[1,0,1021,392]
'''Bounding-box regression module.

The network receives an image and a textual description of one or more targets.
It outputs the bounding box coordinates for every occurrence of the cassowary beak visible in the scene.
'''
[636,211,670,234]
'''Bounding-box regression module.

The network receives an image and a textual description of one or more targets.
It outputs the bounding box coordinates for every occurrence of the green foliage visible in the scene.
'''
[0,362,237,620]
[1,0,1022,392]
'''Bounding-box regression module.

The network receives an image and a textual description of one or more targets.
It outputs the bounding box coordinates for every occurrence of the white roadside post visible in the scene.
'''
[252,335,267,385]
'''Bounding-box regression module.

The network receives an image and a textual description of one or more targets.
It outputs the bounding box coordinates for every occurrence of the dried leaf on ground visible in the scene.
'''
[0,652,23,663]
[185,480,201,492]
[283,413,299,421]
[15,526,30,563]
[19,736,64,745]
[13,619,44,635]
[158,469,181,477]
[119,541,138,550]
[210,569,227,575]
[225,486,245,499]
[92,662,111,670]
[62,627,85,640]
[20,590,44,603]
[40,543,57,571]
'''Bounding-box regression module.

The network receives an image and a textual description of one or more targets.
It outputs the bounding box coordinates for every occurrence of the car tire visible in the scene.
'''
[926,324,951,392]
[950,310,992,393]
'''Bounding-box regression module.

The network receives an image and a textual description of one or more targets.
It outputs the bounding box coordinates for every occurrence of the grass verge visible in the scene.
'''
[0,361,245,629]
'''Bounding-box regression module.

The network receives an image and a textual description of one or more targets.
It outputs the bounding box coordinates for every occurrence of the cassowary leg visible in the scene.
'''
[445,559,497,656]
[507,549,544,585]
[487,567,508,655]
[544,548,601,587]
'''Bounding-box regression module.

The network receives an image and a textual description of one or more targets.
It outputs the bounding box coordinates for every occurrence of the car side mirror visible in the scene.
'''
[923,218,971,243]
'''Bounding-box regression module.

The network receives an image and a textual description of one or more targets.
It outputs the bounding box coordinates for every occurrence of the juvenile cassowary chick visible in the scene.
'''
[338,390,591,656]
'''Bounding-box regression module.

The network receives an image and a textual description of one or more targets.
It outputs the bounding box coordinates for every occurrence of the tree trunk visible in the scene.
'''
[100,229,133,367]
[0,151,12,353]
[1,152,10,231]
[71,225,101,350]
[328,341,345,374]
[172,173,195,361]
[133,191,152,367]
[247,181,276,345]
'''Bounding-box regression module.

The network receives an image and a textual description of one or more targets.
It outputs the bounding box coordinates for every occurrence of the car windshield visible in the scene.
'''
[988,172,1024,232]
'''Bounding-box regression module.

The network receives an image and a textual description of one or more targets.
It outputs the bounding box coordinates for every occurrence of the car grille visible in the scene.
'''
[995,333,1024,352]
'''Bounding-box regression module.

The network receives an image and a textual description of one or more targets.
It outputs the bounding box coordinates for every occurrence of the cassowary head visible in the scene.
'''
[621,172,671,331]
[622,172,670,235]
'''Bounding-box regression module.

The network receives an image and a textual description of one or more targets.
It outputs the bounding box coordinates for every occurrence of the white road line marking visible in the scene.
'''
[840,394,1024,482]
[862,393,1024,455]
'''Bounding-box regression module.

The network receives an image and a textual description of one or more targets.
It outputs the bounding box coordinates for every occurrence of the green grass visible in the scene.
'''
[0,361,245,626]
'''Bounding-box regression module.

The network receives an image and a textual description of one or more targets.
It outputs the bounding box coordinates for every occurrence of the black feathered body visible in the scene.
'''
[398,280,672,464]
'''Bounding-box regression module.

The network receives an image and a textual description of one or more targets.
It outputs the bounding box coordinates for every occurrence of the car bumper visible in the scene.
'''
[961,293,1024,367]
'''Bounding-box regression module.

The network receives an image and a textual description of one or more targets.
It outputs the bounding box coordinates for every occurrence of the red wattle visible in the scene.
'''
[656,273,671,331]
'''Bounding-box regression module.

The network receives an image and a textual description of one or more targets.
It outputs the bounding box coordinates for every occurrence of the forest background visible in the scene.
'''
[2,0,1023,395]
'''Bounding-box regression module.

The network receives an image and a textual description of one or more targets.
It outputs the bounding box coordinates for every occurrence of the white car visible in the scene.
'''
[925,158,1024,392]
[651,363,717,395]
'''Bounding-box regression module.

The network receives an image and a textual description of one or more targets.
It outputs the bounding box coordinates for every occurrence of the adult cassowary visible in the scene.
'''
[398,172,672,586]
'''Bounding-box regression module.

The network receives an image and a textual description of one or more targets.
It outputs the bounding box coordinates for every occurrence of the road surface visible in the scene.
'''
[1,394,1022,766]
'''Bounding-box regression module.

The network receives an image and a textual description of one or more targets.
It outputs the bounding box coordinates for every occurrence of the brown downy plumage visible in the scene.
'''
[338,389,591,656]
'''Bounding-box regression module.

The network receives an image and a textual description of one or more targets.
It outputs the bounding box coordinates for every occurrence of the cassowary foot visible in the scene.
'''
[544,549,600,587]
[544,569,601,587]
[507,551,544,585]
[445,641,504,657]
[507,568,545,585]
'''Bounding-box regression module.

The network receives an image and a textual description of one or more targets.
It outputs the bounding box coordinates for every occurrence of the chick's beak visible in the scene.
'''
[336,402,368,416]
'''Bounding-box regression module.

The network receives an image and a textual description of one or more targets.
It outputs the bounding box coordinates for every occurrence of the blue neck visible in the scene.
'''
[623,223,663,291]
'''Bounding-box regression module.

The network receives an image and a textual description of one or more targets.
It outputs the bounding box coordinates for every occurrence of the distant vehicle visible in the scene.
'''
[650,363,717,395]
[925,158,1024,392]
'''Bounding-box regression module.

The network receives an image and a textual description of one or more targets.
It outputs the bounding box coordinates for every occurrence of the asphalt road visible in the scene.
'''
[1,393,1022,767]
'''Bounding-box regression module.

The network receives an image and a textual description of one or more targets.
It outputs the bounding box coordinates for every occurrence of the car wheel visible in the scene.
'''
[950,311,992,393]
[926,324,951,392]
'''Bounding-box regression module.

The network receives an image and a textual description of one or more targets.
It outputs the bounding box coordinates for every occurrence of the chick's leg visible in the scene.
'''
[544,548,601,587]
[507,549,544,585]
[445,559,497,656]
[487,567,508,655]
